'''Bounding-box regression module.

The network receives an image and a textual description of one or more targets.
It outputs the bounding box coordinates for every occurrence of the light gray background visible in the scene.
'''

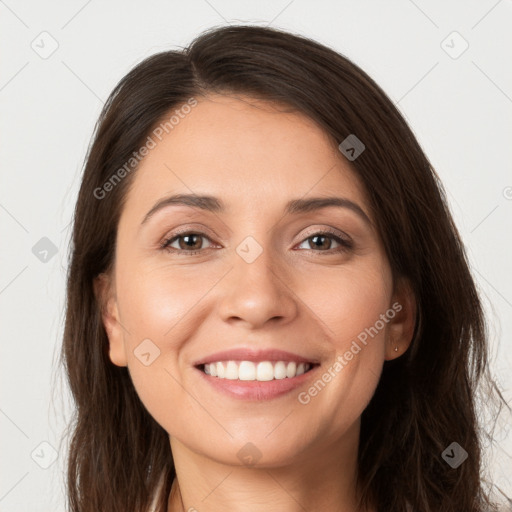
[1,1,511,510]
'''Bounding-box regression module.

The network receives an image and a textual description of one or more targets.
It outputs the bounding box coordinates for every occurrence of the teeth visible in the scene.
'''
[202,360,313,381]
[286,362,297,378]
[274,361,287,380]
[239,361,256,381]
[257,361,274,381]
[225,361,238,380]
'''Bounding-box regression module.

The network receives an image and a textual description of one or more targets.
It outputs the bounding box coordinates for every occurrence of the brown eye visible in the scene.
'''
[308,234,334,250]
[296,230,353,254]
[160,229,352,256]
[161,232,213,254]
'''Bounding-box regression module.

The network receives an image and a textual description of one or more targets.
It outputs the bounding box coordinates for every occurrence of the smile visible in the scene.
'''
[202,360,313,381]
[193,348,320,400]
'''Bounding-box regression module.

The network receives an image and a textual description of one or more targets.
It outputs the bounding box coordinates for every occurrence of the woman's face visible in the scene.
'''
[97,94,414,468]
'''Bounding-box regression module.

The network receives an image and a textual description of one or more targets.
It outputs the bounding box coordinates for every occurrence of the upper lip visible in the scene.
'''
[193,348,319,366]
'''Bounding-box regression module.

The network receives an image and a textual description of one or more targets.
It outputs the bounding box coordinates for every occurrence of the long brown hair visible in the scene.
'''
[60,24,507,511]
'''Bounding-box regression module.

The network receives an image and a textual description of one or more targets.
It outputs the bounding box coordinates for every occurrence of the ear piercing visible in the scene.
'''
[394,346,398,352]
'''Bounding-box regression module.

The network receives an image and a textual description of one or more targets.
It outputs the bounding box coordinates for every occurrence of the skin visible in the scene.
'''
[95,94,416,512]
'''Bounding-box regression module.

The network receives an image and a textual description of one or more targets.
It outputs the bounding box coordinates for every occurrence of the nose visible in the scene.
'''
[217,240,298,330]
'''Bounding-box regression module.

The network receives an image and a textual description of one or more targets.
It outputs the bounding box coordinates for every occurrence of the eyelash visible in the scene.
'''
[159,228,353,256]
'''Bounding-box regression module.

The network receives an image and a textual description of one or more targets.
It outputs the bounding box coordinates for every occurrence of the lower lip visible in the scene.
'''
[195,364,319,401]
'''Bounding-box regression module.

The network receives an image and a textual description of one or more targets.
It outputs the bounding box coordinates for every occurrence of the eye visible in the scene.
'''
[160,231,214,255]
[295,229,353,254]
[160,228,353,256]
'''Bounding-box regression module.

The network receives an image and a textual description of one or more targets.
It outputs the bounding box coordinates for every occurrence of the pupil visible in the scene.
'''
[312,235,329,249]
[183,235,200,249]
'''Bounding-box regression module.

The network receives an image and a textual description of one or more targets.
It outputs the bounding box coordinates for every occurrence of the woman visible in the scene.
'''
[60,24,507,511]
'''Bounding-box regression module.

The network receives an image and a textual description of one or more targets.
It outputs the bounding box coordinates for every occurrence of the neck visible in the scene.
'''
[166,420,374,512]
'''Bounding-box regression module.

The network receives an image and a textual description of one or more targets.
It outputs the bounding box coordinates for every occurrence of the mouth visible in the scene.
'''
[197,360,317,381]
[193,351,320,400]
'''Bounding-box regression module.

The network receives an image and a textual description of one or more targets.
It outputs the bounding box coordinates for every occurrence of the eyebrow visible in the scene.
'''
[140,193,372,226]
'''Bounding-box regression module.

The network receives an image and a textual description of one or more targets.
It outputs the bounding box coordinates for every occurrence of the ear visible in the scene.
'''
[93,272,127,367]
[384,277,417,361]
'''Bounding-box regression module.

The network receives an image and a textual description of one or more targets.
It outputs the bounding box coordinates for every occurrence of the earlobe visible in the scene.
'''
[385,279,417,361]
[93,273,128,367]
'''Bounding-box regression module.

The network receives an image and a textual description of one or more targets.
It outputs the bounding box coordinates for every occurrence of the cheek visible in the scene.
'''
[299,261,392,349]
[294,263,391,421]
[115,259,221,349]
[113,262,222,432]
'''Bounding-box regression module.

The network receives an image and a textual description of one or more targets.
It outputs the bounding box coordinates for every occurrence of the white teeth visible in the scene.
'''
[225,361,238,380]
[256,361,274,381]
[286,362,297,378]
[274,361,287,380]
[239,361,256,381]
[202,360,312,381]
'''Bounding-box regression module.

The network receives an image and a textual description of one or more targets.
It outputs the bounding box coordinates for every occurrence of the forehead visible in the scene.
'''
[122,94,369,221]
